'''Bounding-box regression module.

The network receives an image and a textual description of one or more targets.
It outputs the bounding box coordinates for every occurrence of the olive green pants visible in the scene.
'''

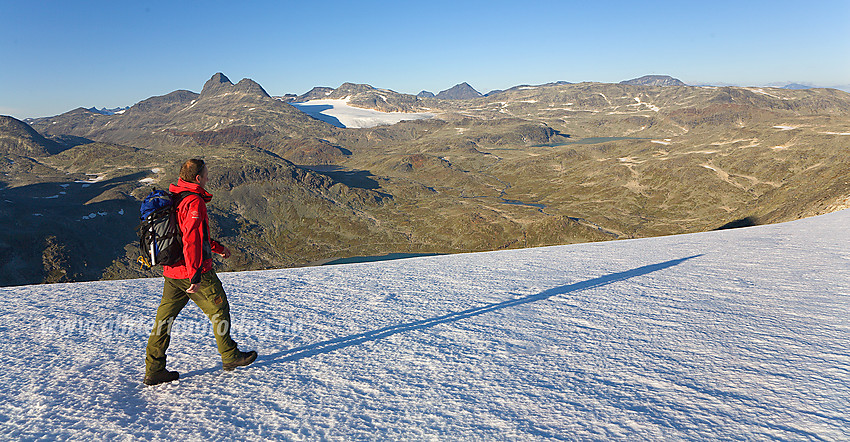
[145,271,239,375]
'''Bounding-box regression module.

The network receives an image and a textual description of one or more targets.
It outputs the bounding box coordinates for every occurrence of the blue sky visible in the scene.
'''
[1,0,848,119]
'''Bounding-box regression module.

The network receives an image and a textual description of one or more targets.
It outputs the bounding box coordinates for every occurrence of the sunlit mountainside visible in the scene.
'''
[1,73,849,286]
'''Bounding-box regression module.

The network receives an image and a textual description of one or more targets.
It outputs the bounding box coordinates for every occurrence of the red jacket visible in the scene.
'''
[162,179,225,283]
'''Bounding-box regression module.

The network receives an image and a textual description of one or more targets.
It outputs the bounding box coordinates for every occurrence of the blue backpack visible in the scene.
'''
[137,189,199,268]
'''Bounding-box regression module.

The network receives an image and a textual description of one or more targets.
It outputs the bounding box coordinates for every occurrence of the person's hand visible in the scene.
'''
[219,246,231,259]
[187,283,200,294]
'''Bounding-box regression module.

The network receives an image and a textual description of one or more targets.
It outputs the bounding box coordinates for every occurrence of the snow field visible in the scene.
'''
[290,98,434,128]
[0,210,848,439]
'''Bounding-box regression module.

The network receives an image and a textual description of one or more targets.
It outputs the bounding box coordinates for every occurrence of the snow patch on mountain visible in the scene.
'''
[290,98,434,128]
[87,106,129,115]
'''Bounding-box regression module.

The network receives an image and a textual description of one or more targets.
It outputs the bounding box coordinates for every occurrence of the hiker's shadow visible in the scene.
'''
[183,255,702,379]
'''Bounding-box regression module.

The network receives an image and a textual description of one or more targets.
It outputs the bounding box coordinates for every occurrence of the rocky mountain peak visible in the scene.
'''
[200,72,234,96]
[201,72,270,97]
[234,78,271,98]
[435,82,482,100]
[620,75,687,87]
[296,87,335,102]
[200,73,271,98]
[334,83,378,96]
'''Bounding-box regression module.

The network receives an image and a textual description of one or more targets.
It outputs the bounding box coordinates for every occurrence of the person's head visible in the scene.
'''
[179,159,208,186]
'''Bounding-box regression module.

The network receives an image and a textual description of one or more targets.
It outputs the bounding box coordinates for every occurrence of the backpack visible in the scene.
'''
[137,189,199,268]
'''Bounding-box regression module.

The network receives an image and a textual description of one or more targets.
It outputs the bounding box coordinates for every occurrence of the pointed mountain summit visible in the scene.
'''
[28,73,330,147]
[200,72,234,96]
[199,73,270,98]
[436,83,482,100]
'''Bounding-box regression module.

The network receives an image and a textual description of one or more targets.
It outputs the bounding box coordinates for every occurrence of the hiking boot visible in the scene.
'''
[223,350,257,371]
[144,369,179,386]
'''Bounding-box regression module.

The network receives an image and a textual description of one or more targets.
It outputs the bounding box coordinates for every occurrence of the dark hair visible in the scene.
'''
[179,159,206,183]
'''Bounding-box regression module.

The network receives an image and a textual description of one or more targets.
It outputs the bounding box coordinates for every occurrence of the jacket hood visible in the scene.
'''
[169,178,213,202]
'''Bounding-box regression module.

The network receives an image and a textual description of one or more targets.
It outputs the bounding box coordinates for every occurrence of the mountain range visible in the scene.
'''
[86,106,129,115]
[2,72,850,286]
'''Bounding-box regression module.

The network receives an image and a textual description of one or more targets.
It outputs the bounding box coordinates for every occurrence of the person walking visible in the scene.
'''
[144,158,257,386]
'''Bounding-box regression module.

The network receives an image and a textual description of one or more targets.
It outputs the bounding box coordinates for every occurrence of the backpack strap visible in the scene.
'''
[171,191,211,247]
[171,191,204,207]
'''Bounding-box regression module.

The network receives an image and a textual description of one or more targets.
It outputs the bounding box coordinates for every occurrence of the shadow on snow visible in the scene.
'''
[182,255,702,379]
[289,103,346,128]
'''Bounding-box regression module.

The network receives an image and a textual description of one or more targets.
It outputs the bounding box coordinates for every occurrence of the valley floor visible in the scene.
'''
[1,210,848,440]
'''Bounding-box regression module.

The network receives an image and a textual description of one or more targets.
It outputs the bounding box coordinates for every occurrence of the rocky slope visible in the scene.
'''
[620,75,687,87]
[3,73,850,286]
[435,82,483,100]
[0,115,62,156]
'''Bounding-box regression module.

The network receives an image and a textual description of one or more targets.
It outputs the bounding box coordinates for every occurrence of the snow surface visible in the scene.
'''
[2,211,850,440]
[290,98,434,128]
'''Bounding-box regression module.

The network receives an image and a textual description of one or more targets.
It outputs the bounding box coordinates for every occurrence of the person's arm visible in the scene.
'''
[210,239,231,258]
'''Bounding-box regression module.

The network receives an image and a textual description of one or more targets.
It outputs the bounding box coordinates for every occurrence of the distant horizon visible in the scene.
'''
[11,73,850,121]
[2,0,848,119]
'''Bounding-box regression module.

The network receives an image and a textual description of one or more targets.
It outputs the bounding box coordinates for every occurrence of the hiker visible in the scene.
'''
[144,159,257,386]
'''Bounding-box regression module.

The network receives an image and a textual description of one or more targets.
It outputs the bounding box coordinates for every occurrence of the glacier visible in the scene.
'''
[290,98,434,128]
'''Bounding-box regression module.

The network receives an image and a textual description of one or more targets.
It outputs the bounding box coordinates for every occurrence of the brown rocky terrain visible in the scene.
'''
[2,73,849,286]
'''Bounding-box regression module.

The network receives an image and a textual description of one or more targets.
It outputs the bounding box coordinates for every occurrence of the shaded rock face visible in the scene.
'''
[0,115,61,156]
